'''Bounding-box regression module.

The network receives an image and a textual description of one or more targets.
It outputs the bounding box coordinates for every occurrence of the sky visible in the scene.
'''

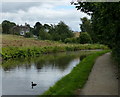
[1,0,91,31]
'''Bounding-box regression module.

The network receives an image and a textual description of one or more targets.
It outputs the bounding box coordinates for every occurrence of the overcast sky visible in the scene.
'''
[1,0,91,31]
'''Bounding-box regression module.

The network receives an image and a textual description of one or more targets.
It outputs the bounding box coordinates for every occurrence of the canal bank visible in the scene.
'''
[2,44,108,60]
[41,50,110,95]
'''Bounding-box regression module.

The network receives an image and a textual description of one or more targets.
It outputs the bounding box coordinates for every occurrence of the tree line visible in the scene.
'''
[2,20,75,42]
[2,20,93,44]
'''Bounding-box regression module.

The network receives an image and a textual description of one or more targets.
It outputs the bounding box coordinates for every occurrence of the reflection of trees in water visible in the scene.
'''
[33,53,78,71]
[2,58,32,71]
[2,51,92,71]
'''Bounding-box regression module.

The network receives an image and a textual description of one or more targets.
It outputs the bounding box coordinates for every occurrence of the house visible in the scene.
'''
[12,23,30,35]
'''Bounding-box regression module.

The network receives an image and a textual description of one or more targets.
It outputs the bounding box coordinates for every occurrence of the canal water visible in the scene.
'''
[0,51,91,96]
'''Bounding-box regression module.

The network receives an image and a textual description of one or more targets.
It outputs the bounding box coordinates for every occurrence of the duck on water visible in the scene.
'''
[31,82,37,89]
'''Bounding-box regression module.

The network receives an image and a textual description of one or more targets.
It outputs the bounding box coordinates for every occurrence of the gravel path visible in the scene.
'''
[80,53,118,95]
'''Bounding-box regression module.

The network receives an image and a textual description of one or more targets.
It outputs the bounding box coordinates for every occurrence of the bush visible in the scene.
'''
[24,32,32,38]
[79,32,92,44]
[64,37,79,43]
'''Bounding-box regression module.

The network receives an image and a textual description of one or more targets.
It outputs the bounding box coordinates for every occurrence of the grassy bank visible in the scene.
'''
[40,50,110,96]
[2,34,65,47]
[1,34,109,60]
[2,44,108,60]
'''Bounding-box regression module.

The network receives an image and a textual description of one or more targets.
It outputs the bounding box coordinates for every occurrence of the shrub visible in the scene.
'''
[24,32,32,38]
[64,37,79,43]
[79,32,92,44]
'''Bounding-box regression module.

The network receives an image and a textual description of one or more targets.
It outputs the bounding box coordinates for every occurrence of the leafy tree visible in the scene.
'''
[33,22,42,36]
[80,17,95,41]
[2,20,16,34]
[79,32,92,44]
[43,24,51,31]
[54,21,74,41]
[32,21,74,41]
[80,17,92,32]
[73,2,120,63]
[38,27,52,40]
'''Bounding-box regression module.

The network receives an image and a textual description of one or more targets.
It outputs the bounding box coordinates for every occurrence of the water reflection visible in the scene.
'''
[1,51,92,95]
[2,51,85,71]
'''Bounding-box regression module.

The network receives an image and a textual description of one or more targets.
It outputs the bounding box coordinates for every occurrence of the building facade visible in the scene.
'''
[12,23,30,35]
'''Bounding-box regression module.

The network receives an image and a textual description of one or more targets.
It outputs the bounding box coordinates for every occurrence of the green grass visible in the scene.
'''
[40,50,110,96]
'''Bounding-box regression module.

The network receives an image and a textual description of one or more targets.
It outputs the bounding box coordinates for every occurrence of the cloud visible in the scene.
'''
[2,2,41,12]
[1,1,91,31]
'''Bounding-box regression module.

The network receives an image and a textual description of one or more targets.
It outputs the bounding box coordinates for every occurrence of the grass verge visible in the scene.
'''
[40,50,110,96]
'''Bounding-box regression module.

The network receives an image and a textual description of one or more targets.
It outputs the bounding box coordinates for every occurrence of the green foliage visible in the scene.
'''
[80,17,95,41]
[30,21,74,41]
[38,28,52,40]
[64,37,79,43]
[1,44,108,60]
[33,22,42,36]
[24,32,33,38]
[80,17,92,33]
[74,2,120,65]
[2,20,16,34]
[49,21,74,42]
[55,21,74,41]
[41,50,110,95]
[2,20,74,42]
[79,32,92,44]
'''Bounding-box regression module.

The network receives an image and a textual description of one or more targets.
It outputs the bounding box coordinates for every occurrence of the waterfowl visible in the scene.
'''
[31,82,37,87]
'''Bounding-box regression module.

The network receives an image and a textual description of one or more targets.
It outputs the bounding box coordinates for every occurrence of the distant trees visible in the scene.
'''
[2,20,16,34]
[31,21,74,42]
[2,20,74,41]
[49,21,74,42]
[38,27,52,40]
[56,21,74,41]
[33,22,42,36]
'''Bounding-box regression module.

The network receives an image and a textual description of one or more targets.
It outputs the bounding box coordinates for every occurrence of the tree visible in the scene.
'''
[80,17,91,32]
[73,2,120,63]
[2,20,16,34]
[33,22,42,36]
[54,21,74,41]
[38,27,52,40]
[79,32,92,44]
[43,24,51,31]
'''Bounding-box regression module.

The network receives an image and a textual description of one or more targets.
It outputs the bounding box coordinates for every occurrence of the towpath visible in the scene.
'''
[80,53,118,95]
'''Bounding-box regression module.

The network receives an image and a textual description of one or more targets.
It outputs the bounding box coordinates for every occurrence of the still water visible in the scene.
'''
[1,51,91,95]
